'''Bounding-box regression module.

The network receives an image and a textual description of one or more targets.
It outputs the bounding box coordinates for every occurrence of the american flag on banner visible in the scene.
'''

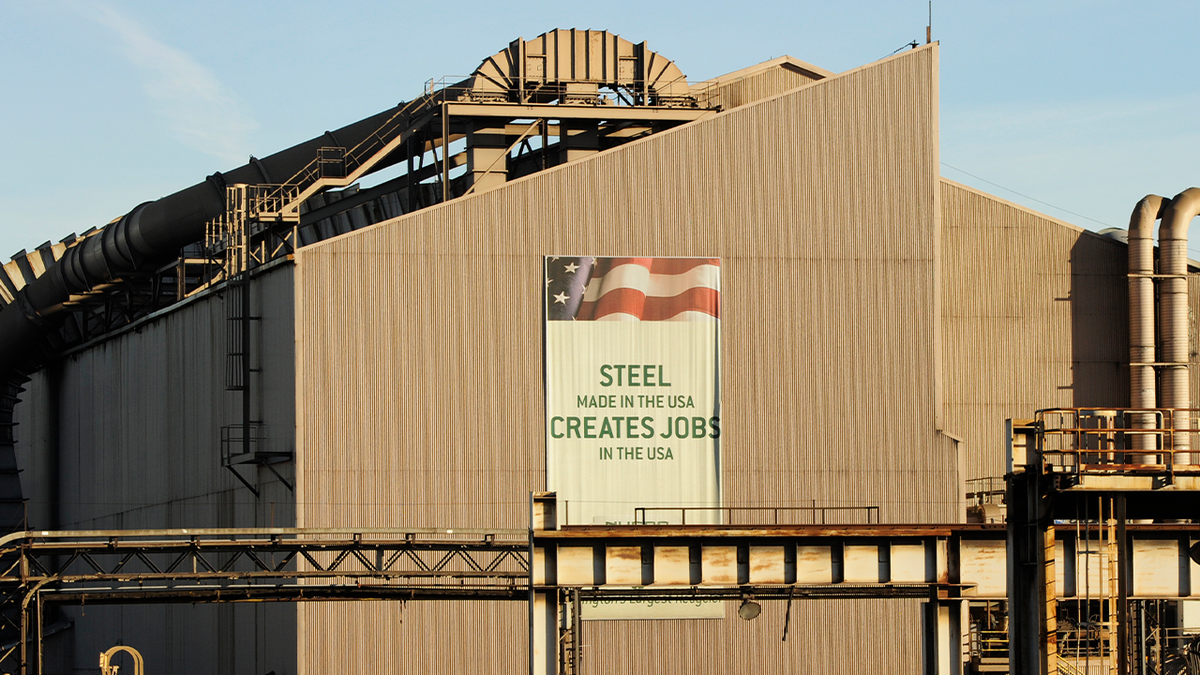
[546,257,720,321]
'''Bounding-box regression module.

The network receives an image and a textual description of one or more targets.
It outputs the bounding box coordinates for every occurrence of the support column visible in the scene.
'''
[558,120,600,164]
[559,589,581,675]
[531,492,559,675]
[922,599,964,675]
[1117,494,1130,674]
[466,120,509,193]
[1007,469,1057,675]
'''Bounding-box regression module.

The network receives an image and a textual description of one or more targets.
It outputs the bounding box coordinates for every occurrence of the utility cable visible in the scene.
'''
[942,162,1200,258]
[883,41,920,60]
[941,162,1114,229]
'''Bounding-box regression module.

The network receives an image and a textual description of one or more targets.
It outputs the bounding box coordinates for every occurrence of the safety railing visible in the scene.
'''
[1032,408,1200,475]
[969,628,1009,660]
[966,476,1006,506]
[632,505,880,526]
[1055,654,1092,675]
[253,89,445,216]
[219,65,715,242]
[1056,620,1110,657]
[690,79,726,111]
[1157,628,1200,673]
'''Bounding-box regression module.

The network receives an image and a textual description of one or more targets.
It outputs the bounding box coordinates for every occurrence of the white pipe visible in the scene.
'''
[1129,195,1166,458]
[1158,187,1200,464]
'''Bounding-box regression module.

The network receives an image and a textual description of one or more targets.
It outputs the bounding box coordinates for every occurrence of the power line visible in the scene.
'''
[941,162,1200,258]
[883,41,920,60]
[940,162,1115,230]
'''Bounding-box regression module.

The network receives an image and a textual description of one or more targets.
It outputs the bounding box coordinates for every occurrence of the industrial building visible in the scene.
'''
[0,28,1196,674]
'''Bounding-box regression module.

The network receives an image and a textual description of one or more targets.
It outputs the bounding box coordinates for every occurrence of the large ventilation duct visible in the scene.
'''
[0,105,404,373]
[1159,187,1200,464]
[0,104,412,535]
[1129,195,1167,457]
[0,27,702,385]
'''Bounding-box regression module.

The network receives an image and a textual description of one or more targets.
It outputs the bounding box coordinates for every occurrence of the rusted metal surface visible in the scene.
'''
[537,523,1001,538]
[0,528,529,586]
[1026,408,1200,475]
[0,528,530,673]
[633,504,880,525]
[533,513,1200,604]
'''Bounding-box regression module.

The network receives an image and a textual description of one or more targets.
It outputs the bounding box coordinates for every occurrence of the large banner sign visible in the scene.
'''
[545,256,722,619]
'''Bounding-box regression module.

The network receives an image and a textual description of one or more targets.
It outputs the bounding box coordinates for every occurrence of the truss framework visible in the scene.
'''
[13,506,1200,673]
[0,527,529,673]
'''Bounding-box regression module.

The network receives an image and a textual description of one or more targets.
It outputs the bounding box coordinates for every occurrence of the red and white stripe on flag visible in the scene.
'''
[577,258,719,321]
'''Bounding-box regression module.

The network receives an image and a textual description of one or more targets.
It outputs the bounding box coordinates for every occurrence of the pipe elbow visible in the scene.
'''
[1162,187,1200,239]
[1128,194,1166,238]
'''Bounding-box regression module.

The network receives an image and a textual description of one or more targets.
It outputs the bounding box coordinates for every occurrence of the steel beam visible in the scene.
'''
[7,513,1200,673]
[1006,469,1057,675]
[923,599,964,675]
[445,103,714,122]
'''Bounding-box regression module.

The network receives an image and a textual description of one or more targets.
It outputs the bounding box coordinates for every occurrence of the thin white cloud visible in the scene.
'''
[88,3,256,166]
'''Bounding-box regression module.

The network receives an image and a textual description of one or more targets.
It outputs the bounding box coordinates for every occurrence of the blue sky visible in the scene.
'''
[1,0,1197,259]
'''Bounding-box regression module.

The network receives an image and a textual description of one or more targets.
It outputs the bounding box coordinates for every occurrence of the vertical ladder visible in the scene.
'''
[218,186,265,495]
[1105,496,1119,675]
[559,589,581,675]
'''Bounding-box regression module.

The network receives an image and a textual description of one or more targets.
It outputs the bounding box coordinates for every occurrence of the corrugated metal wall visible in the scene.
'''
[294,45,947,674]
[696,61,826,111]
[940,180,1134,481]
[13,265,298,674]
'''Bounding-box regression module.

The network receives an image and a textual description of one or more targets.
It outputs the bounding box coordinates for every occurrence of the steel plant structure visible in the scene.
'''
[1,28,1199,675]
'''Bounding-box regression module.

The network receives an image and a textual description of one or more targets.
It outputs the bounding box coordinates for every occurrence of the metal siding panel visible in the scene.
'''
[12,370,51,528]
[15,265,298,672]
[960,539,1007,598]
[1131,539,1179,597]
[941,180,1131,482]
[51,267,296,530]
[295,46,941,674]
[707,66,824,110]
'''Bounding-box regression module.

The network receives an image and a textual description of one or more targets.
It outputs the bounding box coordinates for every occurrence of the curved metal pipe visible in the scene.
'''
[0,104,413,537]
[100,645,145,675]
[1129,195,1166,457]
[1158,187,1200,463]
[0,105,404,376]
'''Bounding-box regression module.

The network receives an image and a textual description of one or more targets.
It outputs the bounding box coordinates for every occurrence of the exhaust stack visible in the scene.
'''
[1158,188,1200,464]
[1128,195,1166,457]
